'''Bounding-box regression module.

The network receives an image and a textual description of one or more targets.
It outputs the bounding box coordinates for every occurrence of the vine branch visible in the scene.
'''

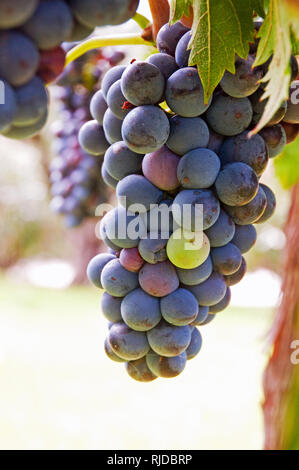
[148,0,170,39]
[66,35,154,66]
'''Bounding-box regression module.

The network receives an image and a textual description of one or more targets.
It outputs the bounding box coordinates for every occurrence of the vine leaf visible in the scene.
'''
[251,0,295,134]
[170,0,260,102]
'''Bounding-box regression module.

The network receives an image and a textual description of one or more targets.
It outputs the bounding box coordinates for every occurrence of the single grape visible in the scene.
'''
[87,253,116,289]
[100,218,122,252]
[0,0,38,28]
[166,115,210,156]
[121,61,165,106]
[101,259,139,297]
[146,350,187,378]
[224,257,247,286]
[166,67,211,117]
[107,79,134,119]
[251,89,287,126]
[231,224,257,253]
[186,328,202,360]
[119,247,144,272]
[101,164,118,189]
[224,185,267,225]
[101,65,126,99]
[175,31,192,68]
[1,111,48,139]
[209,287,231,314]
[156,22,189,56]
[167,229,210,269]
[255,184,276,223]
[103,109,123,144]
[79,120,109,156]
[108,321,149,361]
[219,131,269,177]
[259,124,287,158]
[101,292,123,323]
[147,320,191,357]
[142,146,180,191]
[187,272,227,306]
[139,261,179,297]
[176,255,213,286]
[191,306,210,326]
[23,0,73,50]
[104,141,143,181]
[211,243,242,276]
[177,148,221,189]
[70,0,140,28]
[138,235,168,264]
[205,210,236,248]
[90,90,108,125]
[122,105,170,154]
[147,53,178,79]
[220,55,263,98]
[161,288,199,326]
[172,189,220,231]
[116,174,163,212]
[121,288,162,331]
[13,77,48,127]
[104,337,126,363]
[215,162,259,206]
[0,30,39,86]
[206,95,253,136]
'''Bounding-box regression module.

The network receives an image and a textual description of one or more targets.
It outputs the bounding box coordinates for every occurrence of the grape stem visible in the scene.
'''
[66,35,155,66]
[148,0,170,38]
[133,12,152,30]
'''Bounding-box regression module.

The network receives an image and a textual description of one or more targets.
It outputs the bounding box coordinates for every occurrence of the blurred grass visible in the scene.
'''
[0,274,273,450]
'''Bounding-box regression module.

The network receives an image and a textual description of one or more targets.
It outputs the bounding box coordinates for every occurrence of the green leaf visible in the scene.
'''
[291,28,299,55]
[251,0,299,134]
[274,137,299,189]
[187,0,258,101]
[170,0,192,23]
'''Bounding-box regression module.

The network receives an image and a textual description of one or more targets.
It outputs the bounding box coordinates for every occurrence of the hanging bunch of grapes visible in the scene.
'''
[80,0,299,383]
[50,48,125,227]
[0,0,140,140]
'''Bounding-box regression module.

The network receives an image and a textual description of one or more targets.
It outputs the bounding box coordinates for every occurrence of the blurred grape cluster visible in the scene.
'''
[49,48,125,227]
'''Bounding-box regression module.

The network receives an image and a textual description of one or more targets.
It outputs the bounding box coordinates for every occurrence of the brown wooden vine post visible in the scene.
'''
[148,0,170,39]
[263,184,299,449]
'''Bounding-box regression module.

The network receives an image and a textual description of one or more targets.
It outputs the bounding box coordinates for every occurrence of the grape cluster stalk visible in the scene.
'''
[0,0,140,140]
[83,20,299,382]
[50,48,125,227]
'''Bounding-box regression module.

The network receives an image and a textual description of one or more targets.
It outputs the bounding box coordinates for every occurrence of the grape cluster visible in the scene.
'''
[0,0,139,140]
[50,49,125,227]
[85,21,299,382]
